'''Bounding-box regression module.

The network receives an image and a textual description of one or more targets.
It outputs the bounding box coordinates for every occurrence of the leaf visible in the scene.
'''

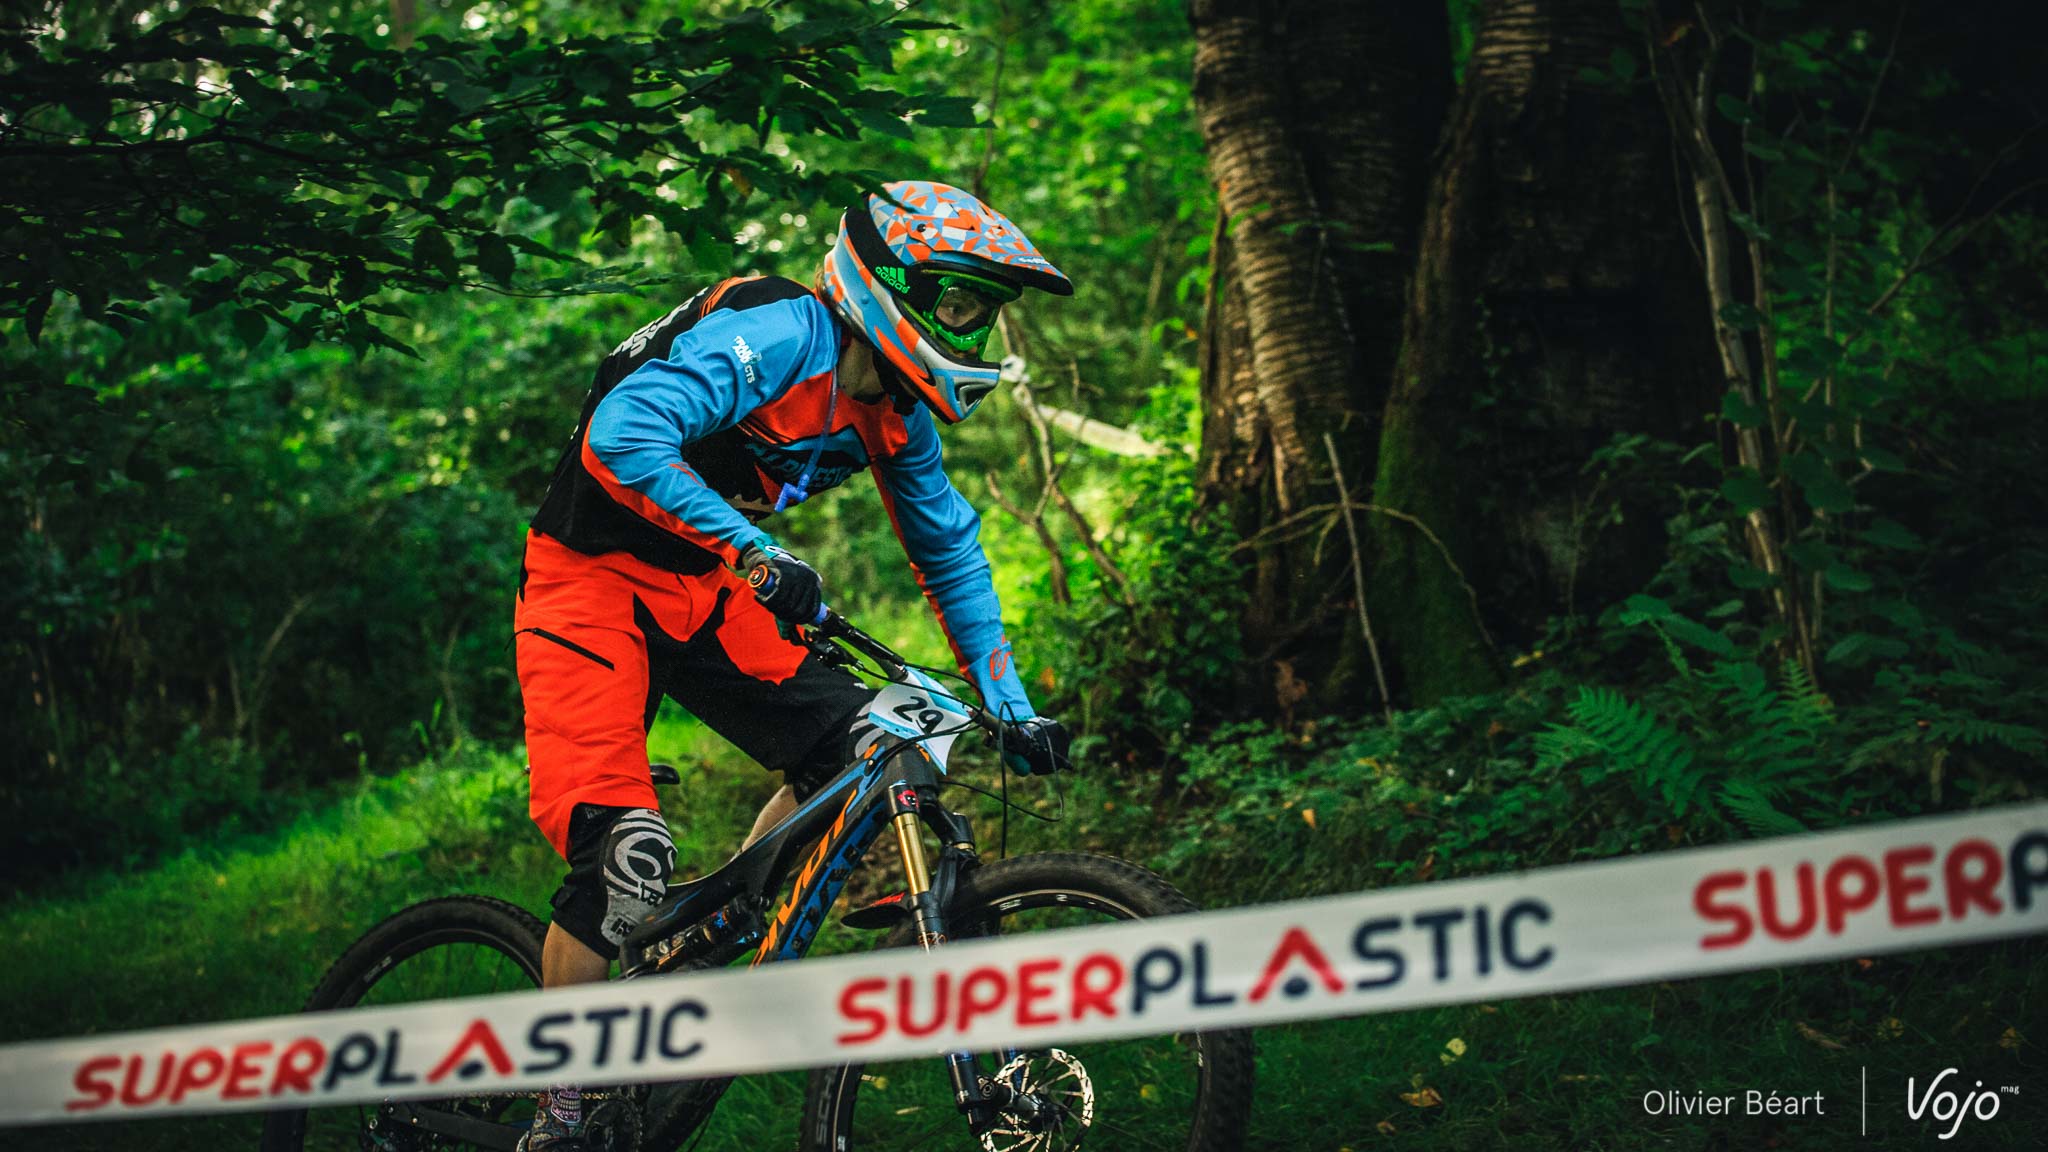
[1440,1037,1467,1065]
[1824,564,1873,593]
[412,228,458,281]
[1716,93,1758,125]
[1825,632,1908,666]
[1727,562,1778,590]
[686,228,730,275]
[1608,48,1638,82]
[852,107,913,139]
[913,94,981,127]
[1727,209,1773,241]
[232,308,268,349]
[1720,470,1772,513]
[1718,301,1765,331]
[1784,538,1837,571]
[527,164,589,213]
[1858,519,1923,551]
[1787,454,1855,514]
[474,233,515,286]
[25,290,52,344]
[1400,1086,1443,1108]
[1721,391,1766,428]
[1663,615,1738,658]
[1795,1021,1847,1051]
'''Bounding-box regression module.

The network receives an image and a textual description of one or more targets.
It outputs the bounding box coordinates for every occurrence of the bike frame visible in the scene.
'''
[351,613,1047,1150]
[616,611,1016,1127]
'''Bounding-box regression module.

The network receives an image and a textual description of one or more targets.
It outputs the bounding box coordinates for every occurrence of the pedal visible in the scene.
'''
[842,891,911,930]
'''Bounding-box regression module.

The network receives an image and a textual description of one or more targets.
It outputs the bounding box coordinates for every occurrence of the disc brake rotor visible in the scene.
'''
[980,1048,1095,1152]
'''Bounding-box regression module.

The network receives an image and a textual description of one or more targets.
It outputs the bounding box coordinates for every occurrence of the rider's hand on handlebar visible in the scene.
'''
[739,542,826,627]
[998,716,1073,776]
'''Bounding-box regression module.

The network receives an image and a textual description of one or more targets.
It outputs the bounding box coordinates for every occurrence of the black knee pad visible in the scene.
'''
[785,717,895,800]
[550,803,676,956]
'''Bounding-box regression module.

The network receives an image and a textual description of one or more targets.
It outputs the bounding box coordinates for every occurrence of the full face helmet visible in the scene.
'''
[816,181,1072,424]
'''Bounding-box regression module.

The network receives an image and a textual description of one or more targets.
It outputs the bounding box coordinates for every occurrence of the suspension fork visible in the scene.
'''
[885,763,999,1129]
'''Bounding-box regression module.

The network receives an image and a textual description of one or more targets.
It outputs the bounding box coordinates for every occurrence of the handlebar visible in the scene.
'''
[747,562,1004,737]
[811,608,1007,738]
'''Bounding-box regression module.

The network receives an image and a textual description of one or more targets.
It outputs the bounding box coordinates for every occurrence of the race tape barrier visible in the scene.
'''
[4,802,2045,1127]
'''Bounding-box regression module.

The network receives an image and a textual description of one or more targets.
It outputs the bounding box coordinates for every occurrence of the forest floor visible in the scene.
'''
[2,719,2040,1151]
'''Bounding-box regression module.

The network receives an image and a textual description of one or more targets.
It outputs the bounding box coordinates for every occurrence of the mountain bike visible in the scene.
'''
[259,605,1253,1152]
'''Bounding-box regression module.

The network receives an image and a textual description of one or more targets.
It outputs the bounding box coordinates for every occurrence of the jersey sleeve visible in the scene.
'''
[873,405,1035,721]
[583,296,839,564]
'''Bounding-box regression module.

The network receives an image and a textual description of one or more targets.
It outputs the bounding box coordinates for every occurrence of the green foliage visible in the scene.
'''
[0,1,952,354]
[1028,448,1245,764]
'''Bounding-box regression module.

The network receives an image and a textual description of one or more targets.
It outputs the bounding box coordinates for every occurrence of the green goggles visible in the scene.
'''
[905,270,1020,358]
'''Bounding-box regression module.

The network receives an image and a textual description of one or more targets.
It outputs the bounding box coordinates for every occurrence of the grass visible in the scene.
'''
[2,718,2041,1150]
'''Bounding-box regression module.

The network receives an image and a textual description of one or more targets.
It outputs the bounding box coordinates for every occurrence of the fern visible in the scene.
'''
[1565,686,1705,815]
[1720,779,1809,837]
[1923,716,2046,755]
[1777,660,1833,727]
[1702,659,1829,786]
[1533,725,1602,774]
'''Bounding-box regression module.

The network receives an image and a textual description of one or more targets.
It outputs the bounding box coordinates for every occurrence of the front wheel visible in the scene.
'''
[800,852,1254,1152]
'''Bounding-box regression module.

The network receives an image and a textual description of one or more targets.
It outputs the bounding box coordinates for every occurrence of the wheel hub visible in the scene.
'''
[979,1049,1095,1152]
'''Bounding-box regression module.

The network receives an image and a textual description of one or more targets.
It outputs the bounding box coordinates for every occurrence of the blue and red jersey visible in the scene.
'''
[531,276,1032,719]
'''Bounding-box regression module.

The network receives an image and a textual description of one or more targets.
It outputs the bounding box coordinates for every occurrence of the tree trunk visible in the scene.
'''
[1189,0,1449,717]
[1372,0,1720,702]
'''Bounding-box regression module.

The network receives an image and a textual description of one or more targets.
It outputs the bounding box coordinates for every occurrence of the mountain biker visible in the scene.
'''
[512,180,1074,1150]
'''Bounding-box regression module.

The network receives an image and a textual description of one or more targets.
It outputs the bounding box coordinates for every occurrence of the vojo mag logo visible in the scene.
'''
[1905,1068,2020,1141]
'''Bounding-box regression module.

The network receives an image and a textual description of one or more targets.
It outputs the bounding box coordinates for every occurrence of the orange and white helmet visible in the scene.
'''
[816,181,1072,423]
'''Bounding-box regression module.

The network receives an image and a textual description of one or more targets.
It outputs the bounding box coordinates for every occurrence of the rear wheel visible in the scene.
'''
[257,896,546,1152]
[799,852,1254,1152]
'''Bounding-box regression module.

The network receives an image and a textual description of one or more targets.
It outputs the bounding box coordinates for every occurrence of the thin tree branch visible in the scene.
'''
[1324,433,1392,724]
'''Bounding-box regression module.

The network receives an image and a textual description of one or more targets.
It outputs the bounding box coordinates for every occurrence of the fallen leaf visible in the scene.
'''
[1878,1017,1904,1041]
[1796,1021,1847,1050]
[1998,1027,2023,1051]
[1559,1074,1605,1083]
[1140,1083,1159,1101]
[1376,1120,1398,1135]
[1415,853,1436,882]
[1301,808,1318,830]
[1855,958,1874,970]
[1400,1087,1443,1109]
[1441,1037,1468,1065]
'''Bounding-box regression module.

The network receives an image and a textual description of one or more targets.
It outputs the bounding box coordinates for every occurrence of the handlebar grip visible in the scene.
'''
[745,564,830,627]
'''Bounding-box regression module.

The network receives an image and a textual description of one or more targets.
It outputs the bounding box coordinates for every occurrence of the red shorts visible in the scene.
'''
[514,530,872,856]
